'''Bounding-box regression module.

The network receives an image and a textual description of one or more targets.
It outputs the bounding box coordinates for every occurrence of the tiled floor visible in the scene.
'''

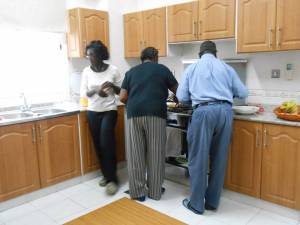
[0,168,299,225]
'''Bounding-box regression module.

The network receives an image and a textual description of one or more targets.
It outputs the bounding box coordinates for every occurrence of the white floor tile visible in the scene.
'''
[139,181,190,214]
[5,211,57,225]
[67,188,110,209]
[58,183,93,197]
[0,203,36,223]
[82,177,101,190]
[39,199,85,222]
[167,205,206,225]
[223,189,300,221]
[30,192,67,210]
[205,198,259,225]
[193,218,229,225]
[247,210,299,225]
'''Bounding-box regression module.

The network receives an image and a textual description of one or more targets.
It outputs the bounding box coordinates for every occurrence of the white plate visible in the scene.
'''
[232,106,259,115]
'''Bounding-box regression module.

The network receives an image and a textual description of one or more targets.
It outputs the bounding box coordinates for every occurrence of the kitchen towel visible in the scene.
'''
[166,127,182,157]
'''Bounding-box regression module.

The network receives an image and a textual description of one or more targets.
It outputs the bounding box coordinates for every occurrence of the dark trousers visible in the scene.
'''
[87,110,118,183]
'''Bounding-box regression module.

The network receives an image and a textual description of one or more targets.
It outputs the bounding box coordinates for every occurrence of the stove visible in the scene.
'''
[167,105,192,129]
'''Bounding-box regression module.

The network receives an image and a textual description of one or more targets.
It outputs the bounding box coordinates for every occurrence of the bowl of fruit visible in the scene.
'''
[273,100,300,122]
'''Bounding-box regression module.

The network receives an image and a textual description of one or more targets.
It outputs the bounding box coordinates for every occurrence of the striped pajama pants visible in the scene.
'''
[126,116,166,200]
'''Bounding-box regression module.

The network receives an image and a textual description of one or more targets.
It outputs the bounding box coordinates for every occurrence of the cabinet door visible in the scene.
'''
[199,0,235,40]
[116,106,125,162]
[261,124,300,210]
[37,115,81,187]
[276,0,300,51]
[80,112,99,174]
[237,0,276,53]
[67,9,81,58]
[225,120,262,197]
[167,1,199,42]
[79,8,110,54]
[124,12,143,58]
[143,7,167,56]
[0,123,40,202]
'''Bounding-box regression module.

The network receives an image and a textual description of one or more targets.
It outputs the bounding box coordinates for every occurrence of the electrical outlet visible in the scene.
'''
[271,69,280,78]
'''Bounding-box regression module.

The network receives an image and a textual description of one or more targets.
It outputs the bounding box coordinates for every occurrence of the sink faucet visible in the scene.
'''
[20,92,31,112]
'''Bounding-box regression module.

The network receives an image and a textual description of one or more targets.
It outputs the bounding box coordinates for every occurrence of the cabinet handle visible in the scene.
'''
[144,41,146,48]
[193,21,197,36]
[263,128,268,148]
[268,28,273,48]
[39,125,43,144]
[198,20,202,36]
[256,128,260,148]
[140,41,143,49]
[276,27,281,48]
[32,127,36,143]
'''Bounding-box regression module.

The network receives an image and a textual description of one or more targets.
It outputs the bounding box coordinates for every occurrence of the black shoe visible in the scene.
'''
[125,187,165,195]
[132,196,146,202]
[182,198,203,215]
[205,203,216,211]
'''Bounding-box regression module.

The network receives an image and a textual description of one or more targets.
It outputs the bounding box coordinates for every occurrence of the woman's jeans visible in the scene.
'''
[87,110,118,184]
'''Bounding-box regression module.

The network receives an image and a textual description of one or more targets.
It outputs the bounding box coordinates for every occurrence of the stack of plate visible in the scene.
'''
[232,106,259,115]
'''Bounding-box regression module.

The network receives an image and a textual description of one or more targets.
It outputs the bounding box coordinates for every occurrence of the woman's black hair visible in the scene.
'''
[140,47,159,62]
[85,40,109,60]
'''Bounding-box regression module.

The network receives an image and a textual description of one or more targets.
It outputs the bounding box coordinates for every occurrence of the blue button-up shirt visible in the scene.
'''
[177,54,248,106]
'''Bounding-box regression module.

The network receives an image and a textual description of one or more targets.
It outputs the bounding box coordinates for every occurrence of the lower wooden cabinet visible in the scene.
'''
[0,122,40,202]
[0,114,81,202]
[38,115,81,187]
[225,120,262,197]
[261,124,300,210]
[80,106,126,174]
[225,120,300,210]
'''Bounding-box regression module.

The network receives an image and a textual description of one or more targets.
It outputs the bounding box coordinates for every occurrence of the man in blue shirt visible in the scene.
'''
[177,41,248,214]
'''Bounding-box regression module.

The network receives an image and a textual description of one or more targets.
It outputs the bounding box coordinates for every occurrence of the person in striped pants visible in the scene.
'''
[119,47,178,201]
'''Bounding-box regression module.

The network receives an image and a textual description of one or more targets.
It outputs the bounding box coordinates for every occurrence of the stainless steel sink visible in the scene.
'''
[31,108,67,115]
[0,112,34,120]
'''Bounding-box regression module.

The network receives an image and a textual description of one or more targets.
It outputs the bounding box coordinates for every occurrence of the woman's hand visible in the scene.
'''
[98,90,108,97]
[100,82,121,95]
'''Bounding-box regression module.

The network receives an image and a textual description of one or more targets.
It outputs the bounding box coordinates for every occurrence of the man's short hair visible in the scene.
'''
[140,47,159,62]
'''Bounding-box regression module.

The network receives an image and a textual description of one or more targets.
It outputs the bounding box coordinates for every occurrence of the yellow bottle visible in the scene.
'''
[80,97,88,107]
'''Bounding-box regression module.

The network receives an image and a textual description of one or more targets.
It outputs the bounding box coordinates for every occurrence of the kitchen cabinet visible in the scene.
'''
[167,0,235,43]
[225,120,300,210]
[225,120,262,197]
[237,0,300,52]
[67,8,109,58]
[80,112,99,173]
[261,124,300,210]
[37,115,81,187]
[80,106,125,174]
[0,123,40,202]
[124,7,166,58]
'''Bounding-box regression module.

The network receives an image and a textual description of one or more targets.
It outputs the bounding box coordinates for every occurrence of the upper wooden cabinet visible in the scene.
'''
[37,115,81,187]
[199,0,235,40]
[261,124,300,210]
[276,0,300,51]
[0,123,40,202]
[67,8,109,58]
[237,0,300,52]
[168,2,199,42]
[168,0,235,42]
[124,7,166,58]
[225,120,263,198]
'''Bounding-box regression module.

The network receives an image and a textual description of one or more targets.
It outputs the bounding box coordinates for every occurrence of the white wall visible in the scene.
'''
[0,0,66,32]
[137,0,192,10]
